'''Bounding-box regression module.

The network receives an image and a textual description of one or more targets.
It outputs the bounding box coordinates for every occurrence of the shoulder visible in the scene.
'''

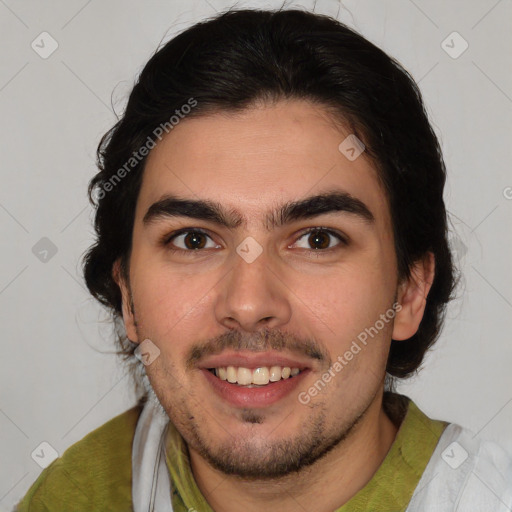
[453,425,512,501]
[407,422,512,511]
[16,404,143,511]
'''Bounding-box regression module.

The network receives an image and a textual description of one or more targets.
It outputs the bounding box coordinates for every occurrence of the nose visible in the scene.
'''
[214,248,292,332]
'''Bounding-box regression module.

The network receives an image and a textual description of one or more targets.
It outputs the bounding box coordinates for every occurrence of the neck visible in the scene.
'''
[189,390,399,512]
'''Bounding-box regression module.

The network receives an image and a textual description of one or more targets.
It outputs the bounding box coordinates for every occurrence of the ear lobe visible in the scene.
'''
[112,259,139,343]
[392,252,435,341]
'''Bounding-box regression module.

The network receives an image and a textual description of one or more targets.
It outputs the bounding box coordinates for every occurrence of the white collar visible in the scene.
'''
[132,374,174,512]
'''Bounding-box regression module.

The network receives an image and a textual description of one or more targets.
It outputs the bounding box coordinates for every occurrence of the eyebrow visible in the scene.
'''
[142,190,375,230]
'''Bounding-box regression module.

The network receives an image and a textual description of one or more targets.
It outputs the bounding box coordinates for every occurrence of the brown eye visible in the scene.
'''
[292,228,347,251]
[308,230,331,249]
[166,229,220,252]
[182,231,207,249]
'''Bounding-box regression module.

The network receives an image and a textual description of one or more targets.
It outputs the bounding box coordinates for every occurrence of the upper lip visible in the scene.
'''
[197,351,312,370]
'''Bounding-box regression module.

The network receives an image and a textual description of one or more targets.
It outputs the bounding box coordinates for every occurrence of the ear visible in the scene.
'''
[112,259,139,343]
[392,252,435,341]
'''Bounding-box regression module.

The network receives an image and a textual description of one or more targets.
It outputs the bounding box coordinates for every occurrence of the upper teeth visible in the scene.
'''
[214,366,301,385]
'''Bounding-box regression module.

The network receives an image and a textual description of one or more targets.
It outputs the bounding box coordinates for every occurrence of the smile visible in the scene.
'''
[208,365,303,387]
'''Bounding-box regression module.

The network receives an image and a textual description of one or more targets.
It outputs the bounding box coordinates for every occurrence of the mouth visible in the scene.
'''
[207,365,303,387]
[198,352,312,408]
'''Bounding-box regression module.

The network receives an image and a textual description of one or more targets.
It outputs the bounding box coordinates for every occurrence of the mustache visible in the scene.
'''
[186,327,330,370]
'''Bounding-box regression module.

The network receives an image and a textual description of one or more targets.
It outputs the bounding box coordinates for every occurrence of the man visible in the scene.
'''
[17,7,512,512]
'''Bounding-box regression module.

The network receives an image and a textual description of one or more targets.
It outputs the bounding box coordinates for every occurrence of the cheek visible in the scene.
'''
[295,262,391,329]
[290,262,395,380]
[129,258,218,349]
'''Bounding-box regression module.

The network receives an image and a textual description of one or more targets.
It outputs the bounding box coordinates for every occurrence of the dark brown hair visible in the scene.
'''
[82,8,458,397]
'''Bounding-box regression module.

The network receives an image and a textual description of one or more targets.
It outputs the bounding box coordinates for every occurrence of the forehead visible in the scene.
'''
[136,99,390,231]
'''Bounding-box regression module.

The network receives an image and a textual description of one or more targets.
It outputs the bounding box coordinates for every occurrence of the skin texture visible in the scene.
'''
[114,99,435,512]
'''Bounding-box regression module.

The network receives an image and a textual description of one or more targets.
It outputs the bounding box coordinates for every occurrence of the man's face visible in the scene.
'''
[118,99,411,478]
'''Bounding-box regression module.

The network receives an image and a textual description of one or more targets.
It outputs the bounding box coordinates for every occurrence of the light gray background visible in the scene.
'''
[1,0,511,509]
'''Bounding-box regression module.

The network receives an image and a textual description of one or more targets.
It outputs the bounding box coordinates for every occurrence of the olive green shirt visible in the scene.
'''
[16,393,448,511]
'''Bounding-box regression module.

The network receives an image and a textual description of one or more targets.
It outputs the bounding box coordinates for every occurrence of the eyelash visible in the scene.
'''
[161,227,348,256]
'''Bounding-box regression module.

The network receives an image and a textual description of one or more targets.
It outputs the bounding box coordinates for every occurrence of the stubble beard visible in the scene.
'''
[143,367,373,481]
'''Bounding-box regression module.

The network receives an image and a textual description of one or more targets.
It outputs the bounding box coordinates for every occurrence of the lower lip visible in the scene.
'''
[201,368,310,408]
